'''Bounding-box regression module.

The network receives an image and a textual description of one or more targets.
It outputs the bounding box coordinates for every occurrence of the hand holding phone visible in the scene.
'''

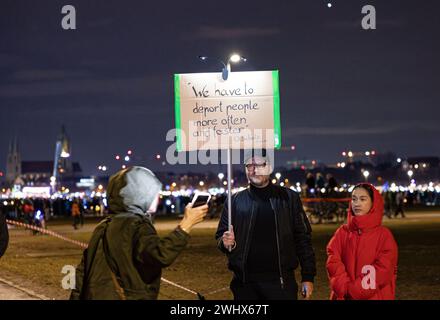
[190,192,211,208]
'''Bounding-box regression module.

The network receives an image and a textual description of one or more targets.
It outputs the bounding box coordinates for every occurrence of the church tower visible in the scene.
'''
[6,137,21,184]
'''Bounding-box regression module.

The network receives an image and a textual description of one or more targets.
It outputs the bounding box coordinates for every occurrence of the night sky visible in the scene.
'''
[1,0,439,176]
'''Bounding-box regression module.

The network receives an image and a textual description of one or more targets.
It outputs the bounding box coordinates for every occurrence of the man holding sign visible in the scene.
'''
[215,150,317,300]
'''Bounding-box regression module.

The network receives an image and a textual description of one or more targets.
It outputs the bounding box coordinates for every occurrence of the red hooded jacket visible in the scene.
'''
[326,184,398,300]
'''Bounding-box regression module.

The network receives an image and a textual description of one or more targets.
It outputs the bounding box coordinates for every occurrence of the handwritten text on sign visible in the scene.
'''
[175,70,280,151]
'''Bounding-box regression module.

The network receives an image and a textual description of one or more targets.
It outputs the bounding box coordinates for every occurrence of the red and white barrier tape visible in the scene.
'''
[6,219,88,249]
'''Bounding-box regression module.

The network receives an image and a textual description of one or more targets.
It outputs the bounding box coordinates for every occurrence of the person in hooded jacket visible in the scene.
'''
[326,183,398,300]
[70,166,208,300]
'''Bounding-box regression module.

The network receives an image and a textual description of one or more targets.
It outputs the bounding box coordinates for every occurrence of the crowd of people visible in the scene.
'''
[0,152,436,300]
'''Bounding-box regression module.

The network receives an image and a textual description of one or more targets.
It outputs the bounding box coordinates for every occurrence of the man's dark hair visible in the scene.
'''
[353,183,374,201]
[244,148,269,164]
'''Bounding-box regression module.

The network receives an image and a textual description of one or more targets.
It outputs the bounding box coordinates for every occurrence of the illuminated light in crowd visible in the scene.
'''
[284,179,289,183]
[327,3,332,8]
[321,188,326,193]
[223,181,227,186]
[312,160,316,165]
[371,151,376,155]
[414,164,419,169]
[363,170,370,179]
[337,163,341,167]
[199,181,204,186]
[397,158,402,163]
[124,156,130,162]
[98,185,104,191]
[165,185,170,191]
[171,191,181,198]
[407,170,414,178]
[365,151,370,156]
[171,182,177,188]
[98,166,102,170]
[348,186,355,192]
[3,201,7,206]
[218,173,224,180]
[280,182,285,187]
[342,152,347,157]
[296,182,301,187]
[115,155,120,160]
[171,205,175,209]
[340,162,346,168]
[165,199,172,206]
[291,145,296,151]
[423,164,427,168]
[275,172,282,180]
[102,166,107,171]
[127,150,132,155]
[122,165,126,169]
[272,179,277,184]
[348,151,353,157]
[156,154,161,160]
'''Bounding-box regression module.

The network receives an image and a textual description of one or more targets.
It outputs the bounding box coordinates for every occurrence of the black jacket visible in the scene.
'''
[0,211,9,258]
[215,185,316,284]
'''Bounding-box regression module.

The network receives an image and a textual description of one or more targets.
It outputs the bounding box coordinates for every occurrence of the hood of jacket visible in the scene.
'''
[347,183,384,232]
[107,166,162,216]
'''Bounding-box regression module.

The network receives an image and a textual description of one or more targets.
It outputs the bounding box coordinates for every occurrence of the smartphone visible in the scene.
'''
[191,192,211,208]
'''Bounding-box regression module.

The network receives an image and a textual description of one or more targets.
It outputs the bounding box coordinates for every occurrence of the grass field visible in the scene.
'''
[1,210,439,300]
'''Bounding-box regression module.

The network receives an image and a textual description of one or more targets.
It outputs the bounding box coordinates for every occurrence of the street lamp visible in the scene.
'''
[198,53,247,80]
[198,52,246,251]
[363,170,370,181]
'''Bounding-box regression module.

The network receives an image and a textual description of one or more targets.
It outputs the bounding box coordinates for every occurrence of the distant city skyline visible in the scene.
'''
[1,0,439,176]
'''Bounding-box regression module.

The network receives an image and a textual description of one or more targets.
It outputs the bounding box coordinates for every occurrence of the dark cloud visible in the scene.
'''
[0,75,166,98]
[188,26,281,40]
[0,0,439,176]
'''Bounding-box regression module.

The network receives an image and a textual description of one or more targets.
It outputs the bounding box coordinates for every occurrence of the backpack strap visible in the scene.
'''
[102,220,127,300]
[80,217,112,299]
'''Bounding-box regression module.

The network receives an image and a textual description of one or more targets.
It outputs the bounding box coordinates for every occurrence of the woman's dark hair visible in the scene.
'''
[352,183,374,201]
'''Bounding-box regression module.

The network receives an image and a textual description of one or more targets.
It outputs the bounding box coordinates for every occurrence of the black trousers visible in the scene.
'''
[230,275,298,300]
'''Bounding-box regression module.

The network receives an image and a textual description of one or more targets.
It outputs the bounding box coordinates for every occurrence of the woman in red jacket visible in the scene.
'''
[326,183,398,300]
